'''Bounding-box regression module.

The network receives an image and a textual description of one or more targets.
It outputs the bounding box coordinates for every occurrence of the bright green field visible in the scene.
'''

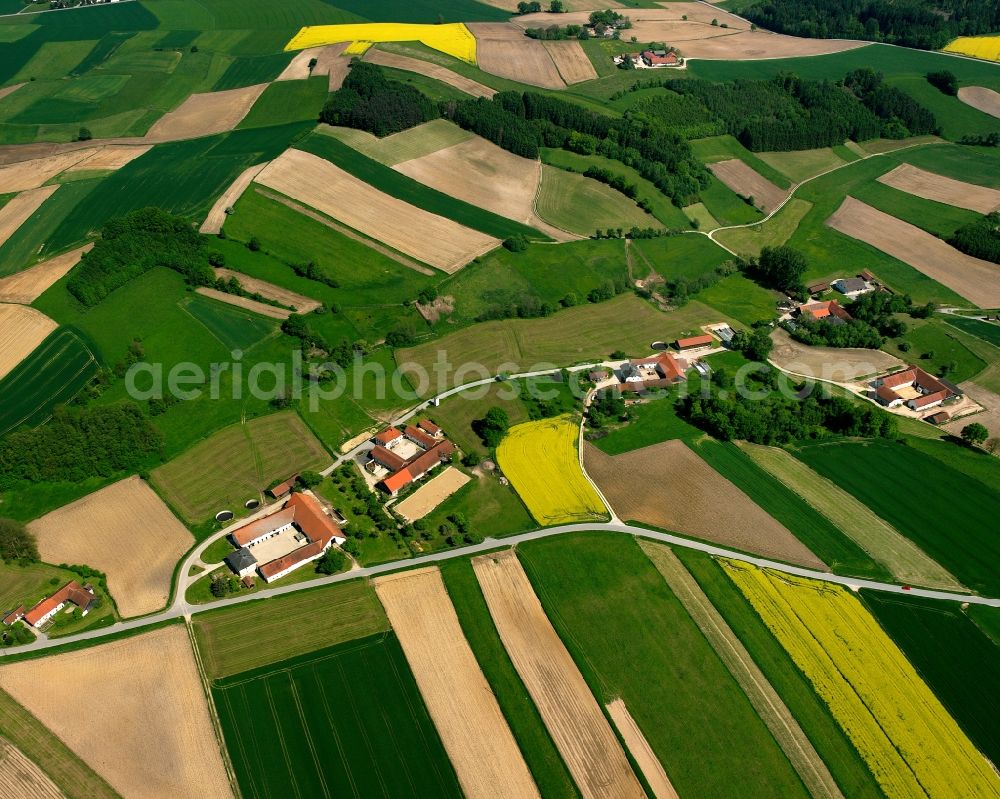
[883,318,986,384]
[0,327,99,436]
[179,294,277,352]
[214,633,462,799]
[536,164,657,236]
[795,439,1000,595]
[236,76,327,129]
[943,316,1000,347]
[690,135,793,188]
[518,533,810,798]
[861,591,1000,766]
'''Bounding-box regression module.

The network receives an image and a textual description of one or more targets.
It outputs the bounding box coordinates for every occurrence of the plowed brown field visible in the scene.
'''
[473,549,646,799]
[709,159,787,212]
[475,38,564,89]
[145,84,267,141]
[374,567,539,799]
[0,245,91,304]
[199,162,268,234]
[877,163,1000,213]
[194,287,291,319]
[0,739,64,799]
[542,41,597,84]
[957,86,1000,119]
[364,49,496,98]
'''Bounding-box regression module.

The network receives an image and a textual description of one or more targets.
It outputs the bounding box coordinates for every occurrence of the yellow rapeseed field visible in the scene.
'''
[285,23,477,64]
[724,562,1000,799]
[343,40,372,56]
[497,416,607,526]
[943,35,1000,62]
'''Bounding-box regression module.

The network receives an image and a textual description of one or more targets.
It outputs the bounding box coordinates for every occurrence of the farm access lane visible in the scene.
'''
[6,521,998,659]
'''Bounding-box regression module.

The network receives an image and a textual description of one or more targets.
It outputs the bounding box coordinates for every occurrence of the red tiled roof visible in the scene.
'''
[881,366,951,397]
[374,427,403,445]
[657,353,685,381]
[24,581,93,627]
[2,606,24,626]
[259,540,326,580]
[926,411,950,424]
[404,425,438,450]
[418,419,441,436]
[876,385,901,403]
[382,469,413,494]
[676,334,714,349]
[880,368,917,389]
[372,445,407,472]
[268,477,296,498]
[231,508,295,547]
[910,390,949,409]
[407,441,456,478]
[799,300,851,321]
[285,492,343,547]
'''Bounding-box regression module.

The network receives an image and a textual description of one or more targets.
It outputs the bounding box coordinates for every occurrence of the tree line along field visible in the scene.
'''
[213,633,463,799]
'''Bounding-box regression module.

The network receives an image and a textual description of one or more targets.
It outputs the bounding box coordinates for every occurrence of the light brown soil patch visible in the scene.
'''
[200,162,268,234]
[27,476,193,618]
[256,148,499,273]
[473,549,646,799]
[0,83,25,103]
[255,186,435,275]
[213,267,319,313]
[145,83,267,141]
[709,159,787,212]
[475,38,565,89]
[584,440,826,568]
[364,48,496,98]
[605,699,679,799]
[0,625,233,799]
[542,40,598,84]
[769,327,902,382]
[394,467,471,521]
[0,304,56,381]
[638,540,846,799]
[0,244,91,304]
[877,163,1000,214]
[957,86,1000,119]
[467,21,529,39]
[0,738,65,799]
[322,120,474,166]
[681,32,867,59]
[416,294,455,323]
[194,287,291,319]
[0,185,58,250]
[827,196,1000,308]
[0,150,99,192]
[944,381,1000,444]
[64,144,151,173]
[374,567,540,799]
[276,42,349,82]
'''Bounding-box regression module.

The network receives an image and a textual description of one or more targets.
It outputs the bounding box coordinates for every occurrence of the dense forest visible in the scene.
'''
[741,0,1000,50]
[949,212,1000,264]
[320,61,438,136]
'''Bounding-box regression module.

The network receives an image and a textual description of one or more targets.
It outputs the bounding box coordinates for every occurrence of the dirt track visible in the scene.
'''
[584,440,827,569]
[0,304,56,381]
[28,476,193,618]
[473,549,646,799]
[145,84,267,141]
[0,244,91,304]
[0,186,59,251]
[364,49,496,98]
[709,159,787,212]
[0,626,233,799]
[957,86,1000,119]
[199,163,268,234]
[877,163,1000,213]
[827,196,1000,308]
[0,738,64,799]
[374,567,540,799]
[194,287,291,319]
[256,148,499,273]
[769,328,902,382]
[394,467,470,521]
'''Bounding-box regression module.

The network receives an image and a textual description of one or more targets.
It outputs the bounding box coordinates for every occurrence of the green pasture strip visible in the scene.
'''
[296,131,549,241]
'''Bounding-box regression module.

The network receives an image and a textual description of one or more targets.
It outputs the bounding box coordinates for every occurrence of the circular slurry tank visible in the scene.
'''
[651,340,667,351]
[245,499,260,510]
[215,510,234,523]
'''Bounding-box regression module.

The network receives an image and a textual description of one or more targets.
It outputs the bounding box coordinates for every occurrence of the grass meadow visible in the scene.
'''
[942,316,1000,348]
[214,633,462,799]
[517,533,811,798]
[236,76,328,128]
[536,164,656,236]
[179,294,278,352]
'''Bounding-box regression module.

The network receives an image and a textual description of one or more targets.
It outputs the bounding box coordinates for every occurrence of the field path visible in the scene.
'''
[639,540,845,799]
[200,163,269,234]
[473,549,646,799]
[374,567,540,799]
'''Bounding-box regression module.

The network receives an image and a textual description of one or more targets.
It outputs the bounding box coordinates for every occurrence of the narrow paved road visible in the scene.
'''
[5,521,996,658]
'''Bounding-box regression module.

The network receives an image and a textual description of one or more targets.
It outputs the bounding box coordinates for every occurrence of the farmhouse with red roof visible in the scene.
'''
[367,424,457,497]
[619,352,688,391]
[23,581,96,629]
[797,300,852,324]
[871,366,960,412]
[675,333,715,351]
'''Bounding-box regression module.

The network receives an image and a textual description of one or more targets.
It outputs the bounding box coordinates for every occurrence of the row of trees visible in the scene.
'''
[949,212,1000,264]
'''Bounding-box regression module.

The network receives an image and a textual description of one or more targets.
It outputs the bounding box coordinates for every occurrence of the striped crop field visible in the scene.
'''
[285,23,477,63]
[723,562,1000,799]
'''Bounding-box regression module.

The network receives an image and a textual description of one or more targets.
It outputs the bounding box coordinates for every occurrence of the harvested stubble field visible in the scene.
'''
[542,41,597,84]
[475,38,565,89]
[64,145,151,173]
[324,119,473,166]
[472,550,646,799]
[0,149,103,192]
[0,186,58,252]
[877,163,1000,214]
[0,738,64,799]
[0,242,90,300]
[374,567,539,799]
[199,162,268,234]
[681,32,868,60]
[737,443,962,590]
[957,86,1000,119]
[144,84,268,142]
[214,633,462,799]
[151,412,330,523]
[0,304,57,380]
[827,197,1000,308]
[724,563,1000,799]
[497,416,606,526]
[256,148,499,273]
[193,579,388,680]
[708,159,788,213]
[0,625,233,799]
[768,328,901,381]
[638,540,842,799]
[393,466,471,521]
[193,287,290,319]
[943,381,1000,441]
[364,49,496,98]
[213,267,319,313]
[28,476,193,618]
[605,699,679,799]
[584,440,825,568]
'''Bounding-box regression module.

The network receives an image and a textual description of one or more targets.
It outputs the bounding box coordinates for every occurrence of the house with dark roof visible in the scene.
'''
[24,582,96,628]
[225,548,258,578]
[832,277,872,298]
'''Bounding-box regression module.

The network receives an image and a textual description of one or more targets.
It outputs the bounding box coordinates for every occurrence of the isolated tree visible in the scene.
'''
[549,0,564,11]
[0,519,38,562]
[961,422,989,447]
[77,127,92,141]
[926,70,958,96]
[316,548,347,574]
[472,407,510,448]
[751,246,808,296]
[296,471,323,489]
